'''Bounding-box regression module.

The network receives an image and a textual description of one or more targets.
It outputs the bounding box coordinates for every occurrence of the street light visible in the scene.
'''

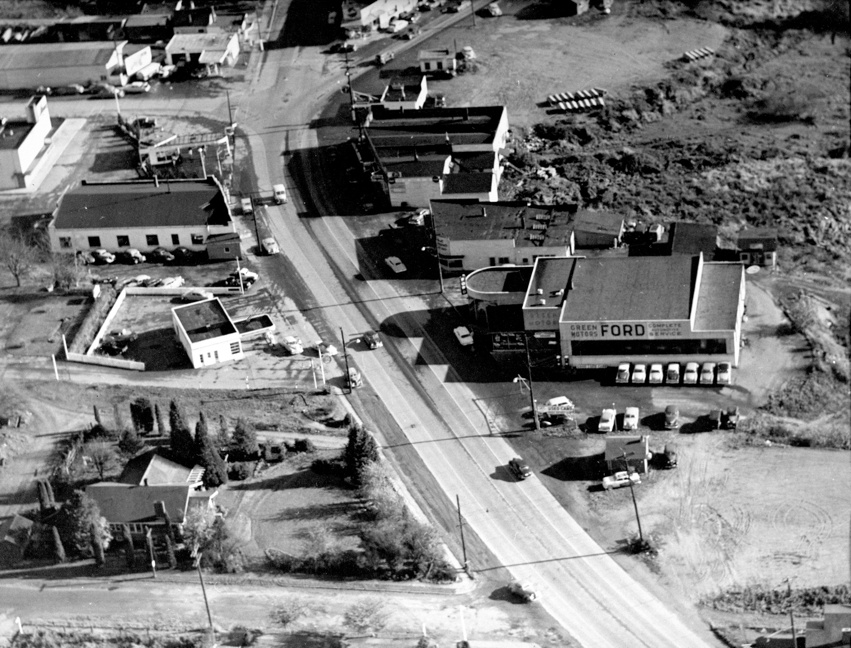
[427,213,445,294]
[522,334,540,430]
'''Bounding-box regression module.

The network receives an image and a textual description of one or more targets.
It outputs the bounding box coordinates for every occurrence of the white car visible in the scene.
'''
[240,197,253,215]
[598,408,616,433]
[700,362,716,385]
[282,336,303,355]
[124,81,151,94]
[453,326,474,347]
[181,288,213,302]
[716,362,732,385]
[261,237,280,255]
[230,268,259,284]
[615,363,630,384]
[631,364,646,384]
[316,341,338,357]
[602,470,641,490]
[91,249,116,264]
[648,363,664,384]
[160,276,185,288]
[622,406,639,431]
[121,274,151,287]
[683,362,699,385]
[385,256,407,274]
[409,208,429,226]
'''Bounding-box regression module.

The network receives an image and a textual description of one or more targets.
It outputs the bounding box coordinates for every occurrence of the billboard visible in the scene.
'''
[566,320,689,340]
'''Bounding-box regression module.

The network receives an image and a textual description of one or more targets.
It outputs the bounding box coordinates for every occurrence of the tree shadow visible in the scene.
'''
[229,467,349,491]
[267,500,359,522]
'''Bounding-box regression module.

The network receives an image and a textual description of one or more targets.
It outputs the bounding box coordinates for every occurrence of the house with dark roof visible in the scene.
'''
[667,222,718,258]
[736,227,777,268]
[573,210,625,248]
[172,297,244,368]
[48,177,235,255]
[430,200,576,272]
[86,482,217,538]
[119,449,205,489]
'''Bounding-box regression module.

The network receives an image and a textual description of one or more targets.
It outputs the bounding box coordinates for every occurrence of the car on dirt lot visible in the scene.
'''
[508,580,538,602]
[598,407,616,433]
[666,362,680,384]
[664,405,680,429]
[159,276,185,289]
[227,268,259,287]
[124,81,151,94]
[508,457,532,480]
[282,336,303,355]
[724,407,740,430]
[683,362,699,384]
[181,288,213,302]
[363,330,382,349]
[91,249,115,264]
[453,326,474,347]
[602,470,640,490]
[631,364,646,384]
[120,274,152,288]
[648,363,664,384]
[117,249,146,264]
[89,83,124,98]
[170,246,198,265]
[148,247,175,263]
[716,362,732,385]
[700,362,716,385]
[615,362,630,384]
[544,396,574,420]
[623,406,639,431]
[662,443,678,468]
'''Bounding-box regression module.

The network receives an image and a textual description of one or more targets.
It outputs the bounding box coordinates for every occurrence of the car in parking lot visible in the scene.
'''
[543,396,574,420]
[716,362,732,385]
[508,580,538,602]
[91,249,115,264]
[602,470,640,490]
[227,268,259,286]
[148,247,175,263]
[363,330,382,349]
[170,246,198,265]
[241,197,254,215]
[181,288,214,302]
[598,407,616,433]
[666,362,680,384]
[453,326,474,347]
[648,363,664,384]
[117,248,146,264]
[622,406,639,431]
[316,341,338,357]
[282,336,303,355]
[124,81,151,94]
[384,256,407,274]
[508,457,532,480]
[664,405,680,429]
[615,363,630,384]
[631,364,646,384]
[683,362,699,384]
[700,362,716,385]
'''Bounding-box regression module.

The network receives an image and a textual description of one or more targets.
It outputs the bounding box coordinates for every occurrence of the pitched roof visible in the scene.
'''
[52,178,231,230]
[693,263,743,332]
[119,449,204,487]
[573,210,624,236]
[737,227,778,251]
[86,483,192,525]
[668,221,718,256]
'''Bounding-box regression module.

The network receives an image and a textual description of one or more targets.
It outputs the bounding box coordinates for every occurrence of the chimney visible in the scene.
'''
[481,206,487,218]
[153,176,159,188]
[154,501,167,518]
[520,212,526,230]
[143,478,149,486]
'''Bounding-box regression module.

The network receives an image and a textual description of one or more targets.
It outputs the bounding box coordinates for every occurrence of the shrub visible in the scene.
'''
[271,597,309,628]
[310,457,347,477]
[229,461,252,481]
[292,438,316,453]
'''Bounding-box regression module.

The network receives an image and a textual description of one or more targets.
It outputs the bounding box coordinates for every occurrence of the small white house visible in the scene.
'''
[418,48,456,75]
[172,298,244,369]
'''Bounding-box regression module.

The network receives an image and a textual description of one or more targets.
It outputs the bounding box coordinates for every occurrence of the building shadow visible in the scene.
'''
[541,452,605,481]
[272,0,340,48]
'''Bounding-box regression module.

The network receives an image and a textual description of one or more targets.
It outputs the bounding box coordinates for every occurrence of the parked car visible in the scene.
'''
[160,276,185,288]
[507,580,538,602]
[615,363,630,384]
[598,408,616,433]
[228,268,259,286]
[385,256,407,274]
[120,274,152,287]
[181,288,213,302]
[148,247,175,263]
[716,362,732,385]
[316,341,339,357]
[623,406,639,431]
[124,81,151,94]
[602,470,640,490]
[409,208,429,226]
[53,84,86,96]
[453,326,474,347]
[363,330,382,349]
[700,362,716,385]
[346,367,364,389]
[241,197,254,215]
[117,248,146,264]
[91,249,115,264]
[664,405,680,430]
[631,364,646,384]
[170,246,197,265]
[544,396,574,420]
[662,443,678,468]
[273,183,288,204]
[89,83,124,98]
[461,46,476,60]
[261,238,280,255]
[158,64,177,79]
[683,362,699,385]
[648,363,664,384]
[508,457,532,480]
[724,407,740,430]
[708,408,723,430]
[666,362,680,384]
[282,336,304,355]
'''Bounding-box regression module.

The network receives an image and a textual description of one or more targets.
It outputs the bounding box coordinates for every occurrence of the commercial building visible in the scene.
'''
[0,95,54,190]
[573,209,625,248]
[430,200,576,272]
[172,297,245,368]
[0,41,128,90]
[48,177,235,255]
[418,48,456,76]
[465,253,746,368]
[341,0,417,34]
[164,32,240,74]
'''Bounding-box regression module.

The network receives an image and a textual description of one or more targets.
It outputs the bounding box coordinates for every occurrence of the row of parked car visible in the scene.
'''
[79,246,200,266]
[615,361,732,386]
[598,404,740,433]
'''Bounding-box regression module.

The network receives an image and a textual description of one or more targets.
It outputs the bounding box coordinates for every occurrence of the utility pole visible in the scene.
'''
[470,0,476,27]
[427,215,444,293]
[195,551,216,646]
[344,50,357,124]
[787,579,798,648]
[340,327,351,393]
[523,333,540,430]
[456,494,468,572]
[622,451,643,543]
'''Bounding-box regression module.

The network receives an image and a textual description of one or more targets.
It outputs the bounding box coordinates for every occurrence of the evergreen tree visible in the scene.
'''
[232,418,259,458]
[130,397,155,434]
[194,412,210,457]
[155,403,167,436]
[93,405,103,427]
[118,428,145,457]
[91,523,105,567]
[169,401,195,464]
[196,416,228,488]
[215,415,231,450]
[60,490,112,556]
[345,424,379,487]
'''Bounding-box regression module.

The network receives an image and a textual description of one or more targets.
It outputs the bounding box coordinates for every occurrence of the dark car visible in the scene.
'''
[508,457,532,480]
[723,407,740,430]
[662,443,678,468]
[148,247,175,263]
[363,330,382,349]
[170,246,197,264]
[116,249,146,264]
[708,409,723,430]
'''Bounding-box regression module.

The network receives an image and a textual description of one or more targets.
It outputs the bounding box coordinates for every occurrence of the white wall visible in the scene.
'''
[50,223,235,253]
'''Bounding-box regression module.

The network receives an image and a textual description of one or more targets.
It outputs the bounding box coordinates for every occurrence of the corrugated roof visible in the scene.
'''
[0,42,120,71]
[86,483,191,524]
[693,262,743,331]
[560,255,696,322]
[53,179,231,230]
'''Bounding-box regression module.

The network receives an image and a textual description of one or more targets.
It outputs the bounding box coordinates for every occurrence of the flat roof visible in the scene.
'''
[166,32,235,51]
[466,266,534,294]
[452,151,494,171]
[0,120,34,150]
[431,200,575,247]
[573,209,624,235]
[443,173,493,194]
[383,83,424,102]
[367,105,505,144]
[173,298,237,342]
[125,14,171,27]
[53,178,231,230]
[693,263,742,331]
[0,42,121,72]
[382,156,446,178]
[418,48,453,60]
[524,256,576,309]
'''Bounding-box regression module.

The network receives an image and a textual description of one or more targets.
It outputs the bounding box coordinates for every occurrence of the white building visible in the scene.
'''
[165,32,240,75]
[342,0,418,33]
[380,77,428,111]
[172,298,245,369]
[418,48,456,76]
[0,41,128,90]
[0,95,53,190]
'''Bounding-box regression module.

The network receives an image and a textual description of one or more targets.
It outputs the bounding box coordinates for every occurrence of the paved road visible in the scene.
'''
[233,2,721,647]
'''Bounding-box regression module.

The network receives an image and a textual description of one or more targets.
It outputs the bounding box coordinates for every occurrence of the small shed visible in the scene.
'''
[418,48,457,76]
[605,435,650,474]
[574,210,625,249]
[206,232,242,260]
[736,227,777,269]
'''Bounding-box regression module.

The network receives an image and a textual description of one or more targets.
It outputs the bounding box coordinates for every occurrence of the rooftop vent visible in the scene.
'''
[537,298,546,306]
[536,288,543,295]
[531,223,547,230]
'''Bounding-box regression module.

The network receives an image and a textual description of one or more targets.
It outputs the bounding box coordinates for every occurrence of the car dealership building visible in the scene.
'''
[464,253,746,369]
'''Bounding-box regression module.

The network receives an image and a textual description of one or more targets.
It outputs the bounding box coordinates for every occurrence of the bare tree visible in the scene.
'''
[83,440,118,480]
[0,229,39,287]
